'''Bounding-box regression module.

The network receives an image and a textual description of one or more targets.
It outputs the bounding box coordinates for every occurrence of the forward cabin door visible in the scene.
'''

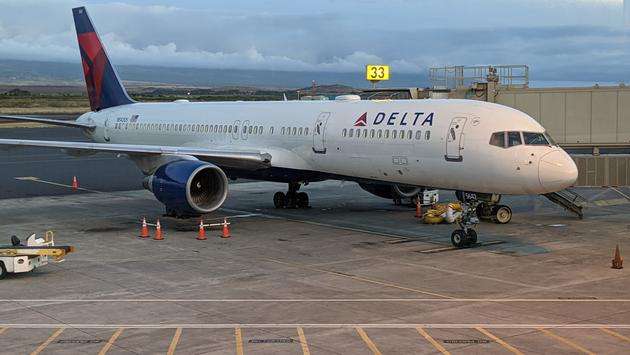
[312,112,331,154]
[103,116,111,142]
[445,117,467,162]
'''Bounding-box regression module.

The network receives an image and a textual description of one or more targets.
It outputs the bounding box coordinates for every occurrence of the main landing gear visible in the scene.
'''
[451,200,480,248]
[273,183,310,209]
[476,203,512,224]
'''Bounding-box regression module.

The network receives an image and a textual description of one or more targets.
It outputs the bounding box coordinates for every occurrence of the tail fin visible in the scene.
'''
[73,7,133,111]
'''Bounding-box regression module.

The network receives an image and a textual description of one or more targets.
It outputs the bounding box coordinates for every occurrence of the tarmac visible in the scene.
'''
[1,126,630,354]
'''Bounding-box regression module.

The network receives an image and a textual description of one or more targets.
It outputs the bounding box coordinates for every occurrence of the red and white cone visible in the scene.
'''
[197,219,207,240]
[154,219,164,240]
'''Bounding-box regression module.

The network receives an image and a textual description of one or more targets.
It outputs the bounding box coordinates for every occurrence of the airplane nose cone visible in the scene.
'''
[539,150,578,192]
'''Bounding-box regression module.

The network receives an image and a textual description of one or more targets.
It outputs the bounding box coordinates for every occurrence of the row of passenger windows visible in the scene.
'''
[342,128,431,141]
[113,121,312,138]
[489,131,556,148]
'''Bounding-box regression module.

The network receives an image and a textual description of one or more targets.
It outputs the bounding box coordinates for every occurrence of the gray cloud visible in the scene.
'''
[0,0,628,82]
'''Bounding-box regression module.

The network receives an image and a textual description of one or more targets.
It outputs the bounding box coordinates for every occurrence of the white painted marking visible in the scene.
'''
[1,298,629,303]
[2,324,630,329]
[13,176,103,193]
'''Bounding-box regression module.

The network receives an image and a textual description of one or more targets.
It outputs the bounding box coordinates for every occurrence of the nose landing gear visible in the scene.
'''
[273,182,310,209]
[451,200,480,248]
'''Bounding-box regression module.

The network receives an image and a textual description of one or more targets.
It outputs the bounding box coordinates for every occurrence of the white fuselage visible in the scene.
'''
[77,98,578,195]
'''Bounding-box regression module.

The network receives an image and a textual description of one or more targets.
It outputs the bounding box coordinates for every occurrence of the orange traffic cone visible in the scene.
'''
[197,219,207,240]
[154,219,164,240]
[139,218,150,238]
[612,244,623,269]
[71,176,79,190]
[221,218,231,239]
[415,199,423,218]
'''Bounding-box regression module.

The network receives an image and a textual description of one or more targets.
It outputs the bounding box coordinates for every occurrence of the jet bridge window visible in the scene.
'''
[523,132,550,146]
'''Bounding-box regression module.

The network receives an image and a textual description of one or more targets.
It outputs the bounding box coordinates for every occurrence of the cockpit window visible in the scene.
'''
[544,132,558,146]
[523,132,549,145]
[508,131,522,147]
[489,132,505,148]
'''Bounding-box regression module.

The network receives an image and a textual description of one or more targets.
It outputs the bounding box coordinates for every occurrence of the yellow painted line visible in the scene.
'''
[601,327,630,343]
[297,327,311,355]
[264,258,453,299]
[476,327,523,355]
[167,327,182,355]
[538,328,595,355]
[235,328,244,355]
[30,327,64,355]
[356,327,382,355]
[416,327,450,355]
[0,327,6,335]
[98,328,124,355]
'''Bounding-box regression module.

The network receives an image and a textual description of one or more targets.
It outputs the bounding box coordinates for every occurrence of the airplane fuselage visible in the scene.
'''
[77,98,578,195]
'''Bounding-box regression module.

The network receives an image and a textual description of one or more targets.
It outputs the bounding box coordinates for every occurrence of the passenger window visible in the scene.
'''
[259,126,263,134]
[292,127,297,135]
[349,129,354,137]
[415,131,422,140]
[377,129,383,139]
[425,131,431,140]
[270,127,274,135]
[523,132,550,145]
[489,132,506,148]
[363,129,368,138]
[392,130,397,139]
[342,129,347,137]
[384,130,390,139]
[249,126,254,134]
[508,131,522,147]
[281,127,285,135]
[253,126,258,134]
[305,128,309,135]
[370,129,375,138]
[298,127,303,135]
[407,130,412,139]
[228,126,233,133]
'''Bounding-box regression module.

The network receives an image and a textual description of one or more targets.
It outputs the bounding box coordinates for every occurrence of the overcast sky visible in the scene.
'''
[0,0,629,81]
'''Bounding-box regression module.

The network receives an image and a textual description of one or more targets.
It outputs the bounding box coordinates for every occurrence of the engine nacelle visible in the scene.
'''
[359,183,424,200]
[144,160,229,216]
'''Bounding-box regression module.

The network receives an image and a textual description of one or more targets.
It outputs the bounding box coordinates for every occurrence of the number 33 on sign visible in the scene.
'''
[366,65,390,81]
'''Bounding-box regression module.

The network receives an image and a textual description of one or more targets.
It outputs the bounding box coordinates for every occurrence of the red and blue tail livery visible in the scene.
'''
[73,7,133,111]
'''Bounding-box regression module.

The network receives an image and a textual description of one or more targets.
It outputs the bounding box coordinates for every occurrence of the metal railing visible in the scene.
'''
[429,65,529,89]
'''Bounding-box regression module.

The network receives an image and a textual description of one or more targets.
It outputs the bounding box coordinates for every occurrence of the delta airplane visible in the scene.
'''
[0,7,578,247]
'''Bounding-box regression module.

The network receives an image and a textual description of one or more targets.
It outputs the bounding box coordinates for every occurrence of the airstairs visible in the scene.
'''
[543,189,587,219]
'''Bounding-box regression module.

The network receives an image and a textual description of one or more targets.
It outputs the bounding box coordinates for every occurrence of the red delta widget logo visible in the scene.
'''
[354,112,435,127]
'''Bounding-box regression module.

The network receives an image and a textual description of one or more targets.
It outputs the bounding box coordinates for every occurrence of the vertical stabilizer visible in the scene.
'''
[73,7,134,111]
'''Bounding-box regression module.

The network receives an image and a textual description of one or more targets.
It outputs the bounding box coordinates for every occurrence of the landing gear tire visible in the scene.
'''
[467,229,478,245]
[273,192,287,209]
[297,192,309,208]
[0,262,6,280]
[451,230,467,248]
[492,205,512,224]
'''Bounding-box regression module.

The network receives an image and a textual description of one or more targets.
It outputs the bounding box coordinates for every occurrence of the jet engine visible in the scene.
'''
[144,160,229,217]
[359,183,423,200]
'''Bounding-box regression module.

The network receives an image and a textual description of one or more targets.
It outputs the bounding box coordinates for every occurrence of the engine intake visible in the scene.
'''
[145,160,228,215]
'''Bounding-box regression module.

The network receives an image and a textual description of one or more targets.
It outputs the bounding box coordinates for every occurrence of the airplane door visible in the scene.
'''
[445,117,467,162]
[103,117,111,142]
[312,112,331,154]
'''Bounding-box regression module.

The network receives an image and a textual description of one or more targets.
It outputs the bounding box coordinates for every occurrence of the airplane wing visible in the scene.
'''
[0,139,272,169]
[0,115,96,130]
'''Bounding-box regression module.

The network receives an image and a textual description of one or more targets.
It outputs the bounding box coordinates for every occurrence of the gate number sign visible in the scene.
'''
[366,65,390,82]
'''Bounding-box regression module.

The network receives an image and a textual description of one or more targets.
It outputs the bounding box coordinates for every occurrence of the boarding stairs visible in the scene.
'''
[543,189,587,219]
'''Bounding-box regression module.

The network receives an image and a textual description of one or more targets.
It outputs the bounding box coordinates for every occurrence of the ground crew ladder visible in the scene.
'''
[542,189,586,219]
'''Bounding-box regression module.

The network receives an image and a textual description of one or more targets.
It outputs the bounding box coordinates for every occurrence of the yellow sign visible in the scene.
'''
[366,65,390,81]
